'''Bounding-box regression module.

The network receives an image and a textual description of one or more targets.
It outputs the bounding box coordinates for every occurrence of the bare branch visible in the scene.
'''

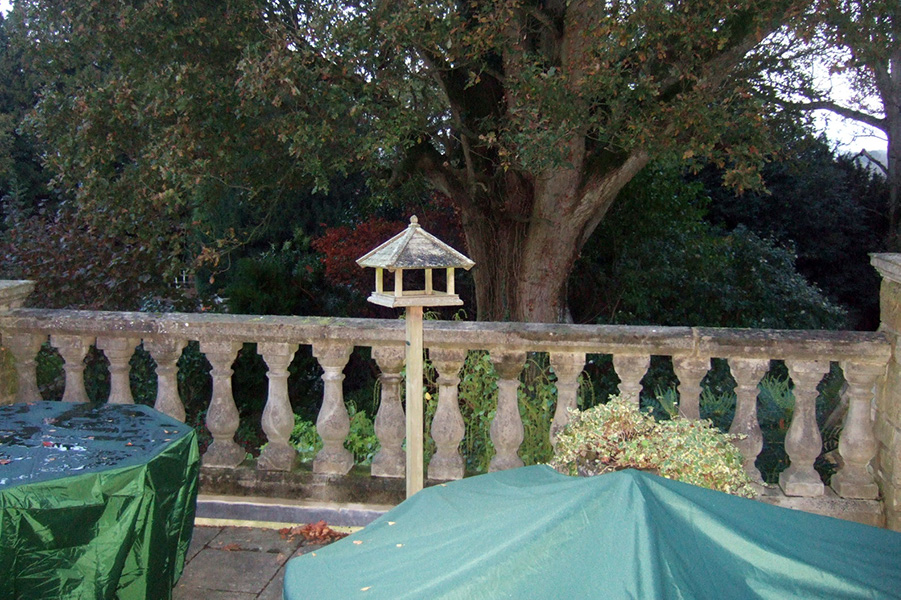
[779,99,886,131]
[855,149,889,175]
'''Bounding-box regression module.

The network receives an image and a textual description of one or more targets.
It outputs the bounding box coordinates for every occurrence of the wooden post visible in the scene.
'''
[405,305,424,496]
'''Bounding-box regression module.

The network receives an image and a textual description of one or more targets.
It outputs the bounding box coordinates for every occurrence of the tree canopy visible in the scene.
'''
[3,0,819,322]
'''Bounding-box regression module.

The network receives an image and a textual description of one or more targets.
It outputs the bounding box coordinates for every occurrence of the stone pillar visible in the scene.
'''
[728,358,769,485]
[612,354,650,406]
[549,352,585,447]
[51,334,93,403]
[832,360,883,499]
[312,342,354,475]
[96,337,138,404]
[672,356,708,420]
[371,346,406,478]
[780,359,830,497]
[428,347,467,480]
[489,350,526,472]
[200,340,245,468]
[257,342,299,471]
[0,282,36,404]
[4,333,44,403]
[869,254,901,529]
[144,338,187,422]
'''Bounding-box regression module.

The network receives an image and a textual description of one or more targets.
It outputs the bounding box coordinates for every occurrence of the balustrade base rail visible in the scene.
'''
[198,459,886,528]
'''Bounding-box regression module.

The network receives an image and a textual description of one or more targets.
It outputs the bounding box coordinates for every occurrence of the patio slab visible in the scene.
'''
[173,525,335,600]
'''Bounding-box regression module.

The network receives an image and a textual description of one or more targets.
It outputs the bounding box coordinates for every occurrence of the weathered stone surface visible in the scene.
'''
[371,346,406,479]
[96,336,139,404]
[488,351,526,472]
[728,358,769,485]
[832,360,883,499]
[871,253,901,530]
[428,347,467,480]
[3,332,43,404]
[779,360,830,497]
[549,352,585,447]
[199,464,406,507]
[312,343,354,476]
[201,340,245,468]
[257,342,299,472]
[51,334,93,403]
[672,356,708,420]
[144,337,187,421]
[612,353,649,405]
[758,486,885,528]
[0,280,34,312]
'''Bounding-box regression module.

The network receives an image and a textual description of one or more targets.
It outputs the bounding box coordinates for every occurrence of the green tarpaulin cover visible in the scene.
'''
[284,465,901,599]
[0,402,199,600]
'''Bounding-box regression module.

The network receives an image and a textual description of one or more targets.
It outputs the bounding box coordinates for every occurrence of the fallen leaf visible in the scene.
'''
[361,587,371,591]
[0,459,10,465]
[222,543,242,551]
[353,540,363,545]
[387,521,396,526]
[280,520,348,543]
[42,441,53,447]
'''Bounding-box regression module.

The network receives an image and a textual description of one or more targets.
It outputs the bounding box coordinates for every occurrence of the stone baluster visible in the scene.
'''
[612,354,650,405]
[371,346,406,478]
[831,360,884,499]
[257,342,299,471]
[312,342,354,475]
[144,338,187,422]
[780,360,830,496]
[672,356,709,420]
[200,340,245,468]
[428,347,467,480]
[727,358,769,485]
[489,350,527,472]
[4,332,44,403]
[50,335,93,403]
[549,352,586,447]
[96,337,138,404]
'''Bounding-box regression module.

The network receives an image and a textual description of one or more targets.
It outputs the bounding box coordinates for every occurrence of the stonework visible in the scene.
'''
[871,253,901,530]
[1,274,899,529]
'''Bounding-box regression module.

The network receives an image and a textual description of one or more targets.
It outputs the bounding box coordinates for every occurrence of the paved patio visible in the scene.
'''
[172,496,385,599]
[173,523,329,600]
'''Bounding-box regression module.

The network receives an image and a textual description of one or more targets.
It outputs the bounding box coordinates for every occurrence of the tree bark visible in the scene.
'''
[429,150,649,323]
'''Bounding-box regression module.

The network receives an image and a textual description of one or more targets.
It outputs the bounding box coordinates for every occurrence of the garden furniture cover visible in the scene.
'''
[0,401,199,600]
[284,465,901,599]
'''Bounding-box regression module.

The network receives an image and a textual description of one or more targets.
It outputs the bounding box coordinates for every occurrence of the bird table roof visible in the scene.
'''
[356,216,475,271]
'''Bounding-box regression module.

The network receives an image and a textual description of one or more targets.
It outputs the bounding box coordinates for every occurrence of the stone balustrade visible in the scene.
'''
[2,258,901,531]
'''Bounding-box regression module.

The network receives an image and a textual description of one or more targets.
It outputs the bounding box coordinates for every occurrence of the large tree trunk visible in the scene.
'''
[888,97,900,250]
[444,152,649,323]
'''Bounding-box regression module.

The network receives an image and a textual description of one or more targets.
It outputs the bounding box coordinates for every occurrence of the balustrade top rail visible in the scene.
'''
[0,308,891,362]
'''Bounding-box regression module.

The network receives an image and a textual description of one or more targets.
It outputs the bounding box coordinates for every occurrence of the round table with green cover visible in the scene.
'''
[0,401,200,600]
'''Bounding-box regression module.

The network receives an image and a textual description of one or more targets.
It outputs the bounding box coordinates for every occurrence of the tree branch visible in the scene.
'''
[855,149,888,175]
[779,99,886,131]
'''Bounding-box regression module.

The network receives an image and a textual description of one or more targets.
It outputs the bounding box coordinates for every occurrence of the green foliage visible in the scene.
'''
[649,362,846,484]
[552,396,757,498]
[699,131,888,329]
[287,404,378,465]
[6,0,811,322]
[572,161,848,329]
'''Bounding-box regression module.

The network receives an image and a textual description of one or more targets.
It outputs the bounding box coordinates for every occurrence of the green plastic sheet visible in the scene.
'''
[0,401,199,600]
[284,465,901,599]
